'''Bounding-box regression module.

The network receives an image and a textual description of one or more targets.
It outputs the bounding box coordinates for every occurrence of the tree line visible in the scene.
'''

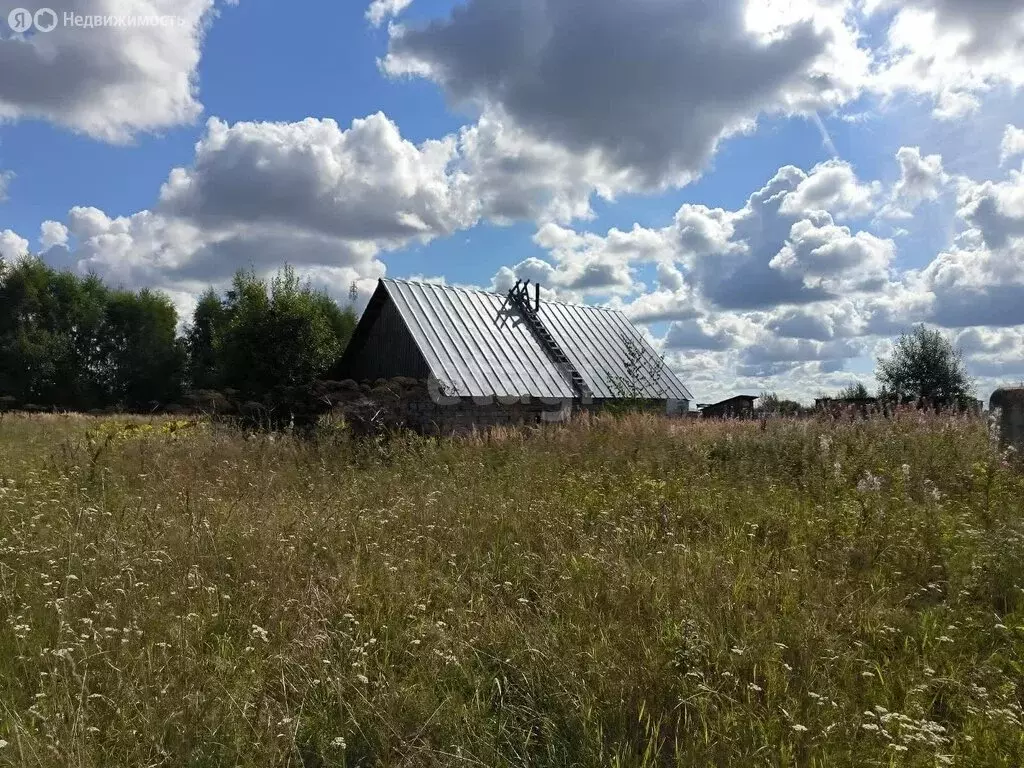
[2,255,978,416]
[0,258,356,412]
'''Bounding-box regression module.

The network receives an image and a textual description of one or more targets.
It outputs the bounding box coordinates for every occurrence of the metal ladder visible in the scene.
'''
[505,280,593,400]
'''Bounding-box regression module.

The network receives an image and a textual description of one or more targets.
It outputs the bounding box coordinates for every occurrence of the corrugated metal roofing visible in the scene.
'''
[537,300,693,401]
[379,279,693,402]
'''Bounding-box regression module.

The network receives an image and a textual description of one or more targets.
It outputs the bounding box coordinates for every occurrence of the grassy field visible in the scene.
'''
[0,411,1022,767]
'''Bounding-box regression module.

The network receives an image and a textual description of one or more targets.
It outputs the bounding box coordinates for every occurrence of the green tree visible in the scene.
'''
[315,291,358,353]
[838,381,871,399]
[877,325,973,407]
[97,289,184,408]
[0,256,183,410]
[218,267,354,400]
[185,289,229,391]
[0,257,108,408]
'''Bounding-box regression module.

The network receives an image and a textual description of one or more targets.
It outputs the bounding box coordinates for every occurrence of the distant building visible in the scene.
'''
[330,278,693,431]
[699,395,758,419]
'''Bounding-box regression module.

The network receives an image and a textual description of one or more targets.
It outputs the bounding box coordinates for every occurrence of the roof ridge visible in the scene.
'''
[380,276,625,314]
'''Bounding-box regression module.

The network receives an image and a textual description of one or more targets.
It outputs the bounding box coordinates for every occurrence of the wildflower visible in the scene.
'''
[0,739,7,749]
[857,471,882,494]
[330,737,347,749]
[356,674,370,685]
[862,723,879,731]
[791,724,808,733]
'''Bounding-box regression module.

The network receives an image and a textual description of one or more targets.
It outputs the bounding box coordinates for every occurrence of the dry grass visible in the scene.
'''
[0,411,1022,767]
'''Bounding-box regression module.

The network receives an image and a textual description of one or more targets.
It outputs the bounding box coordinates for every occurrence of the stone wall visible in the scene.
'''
[990,388,1024,454]
[323,377,576,436]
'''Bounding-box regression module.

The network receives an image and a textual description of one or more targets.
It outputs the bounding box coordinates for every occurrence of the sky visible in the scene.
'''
[1,0,1023,404]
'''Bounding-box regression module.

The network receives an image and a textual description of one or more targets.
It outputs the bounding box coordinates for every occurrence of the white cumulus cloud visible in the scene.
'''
[0,0,224,141]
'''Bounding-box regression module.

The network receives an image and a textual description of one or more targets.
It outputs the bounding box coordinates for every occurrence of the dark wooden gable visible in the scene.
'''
[327,282,431,382]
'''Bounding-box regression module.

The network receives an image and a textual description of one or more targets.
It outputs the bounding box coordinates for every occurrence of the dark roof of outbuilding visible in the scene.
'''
[705,395,758,407]
[340,279,693,401]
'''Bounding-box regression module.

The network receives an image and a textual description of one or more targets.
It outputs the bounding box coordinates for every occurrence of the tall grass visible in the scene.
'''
[0,411,1022,767]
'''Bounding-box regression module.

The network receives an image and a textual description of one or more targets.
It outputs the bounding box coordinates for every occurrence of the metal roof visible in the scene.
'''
[377,279,693,402]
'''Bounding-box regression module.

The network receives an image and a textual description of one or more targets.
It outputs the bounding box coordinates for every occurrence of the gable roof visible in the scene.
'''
[338,279,693,401]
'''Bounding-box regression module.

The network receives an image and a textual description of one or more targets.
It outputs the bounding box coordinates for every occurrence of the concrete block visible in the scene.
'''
[990,388,1024,453]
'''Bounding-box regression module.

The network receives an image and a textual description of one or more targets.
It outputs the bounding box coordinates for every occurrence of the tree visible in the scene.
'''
[758,391,804,416]
[185,289,229,391]
[606,332,666,412]
[0,257,107,408]
[97,289,184,408]
[0,256,183,410]
[218,266,354,400]
[314,291,358,355]
[876,325,973,407]
[838,381,871,399]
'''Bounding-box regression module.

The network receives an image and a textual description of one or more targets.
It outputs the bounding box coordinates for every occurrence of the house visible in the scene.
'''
[330,278,693,431]
[698,395,758,419]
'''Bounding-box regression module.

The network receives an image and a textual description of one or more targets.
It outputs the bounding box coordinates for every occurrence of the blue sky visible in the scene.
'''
[2,0,1024,402]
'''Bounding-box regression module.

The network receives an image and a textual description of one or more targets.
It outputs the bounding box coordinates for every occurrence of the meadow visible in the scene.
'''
[0,411,1022,767]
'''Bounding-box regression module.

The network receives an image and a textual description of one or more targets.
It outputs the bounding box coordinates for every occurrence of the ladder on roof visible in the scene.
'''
[504,280,593,400]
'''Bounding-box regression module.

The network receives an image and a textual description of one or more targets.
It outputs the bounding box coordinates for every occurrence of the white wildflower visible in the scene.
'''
[791,724,808,732]
[330,737,347,749]
[857,471,882,494]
